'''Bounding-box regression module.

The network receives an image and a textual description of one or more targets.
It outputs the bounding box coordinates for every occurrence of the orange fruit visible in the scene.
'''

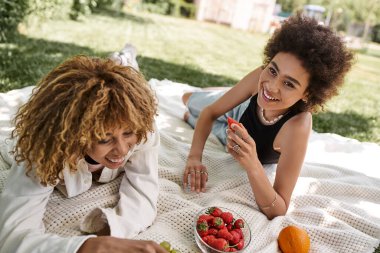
[278,225,310,253]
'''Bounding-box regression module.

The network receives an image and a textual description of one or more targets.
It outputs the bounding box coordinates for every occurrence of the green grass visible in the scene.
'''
[1,10,380,144]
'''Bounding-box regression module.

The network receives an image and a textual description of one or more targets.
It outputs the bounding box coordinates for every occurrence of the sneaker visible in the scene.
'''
[109,43,139,71]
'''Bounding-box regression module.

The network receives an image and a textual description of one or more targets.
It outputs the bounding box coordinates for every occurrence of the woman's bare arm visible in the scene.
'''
[183,67,263,192]
[227,112,311,219]
[78,237,167,253]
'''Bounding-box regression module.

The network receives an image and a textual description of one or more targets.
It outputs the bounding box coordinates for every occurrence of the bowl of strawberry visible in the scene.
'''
[194,206,251,252]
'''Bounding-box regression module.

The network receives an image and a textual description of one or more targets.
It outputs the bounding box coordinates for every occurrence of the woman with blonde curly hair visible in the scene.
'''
[0,49,167,253]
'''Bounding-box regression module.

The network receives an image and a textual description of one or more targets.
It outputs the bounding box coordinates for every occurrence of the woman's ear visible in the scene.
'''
[302,92,309,103]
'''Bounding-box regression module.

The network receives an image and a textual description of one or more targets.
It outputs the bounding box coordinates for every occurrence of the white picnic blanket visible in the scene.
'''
[0,79,379,253]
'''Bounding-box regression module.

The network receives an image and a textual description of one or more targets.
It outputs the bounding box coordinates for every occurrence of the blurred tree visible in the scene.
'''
[276,0,306,13]
[346,0,380,40]
[0,0,29,42]
[284,0,380,39]
[141,0,195,18]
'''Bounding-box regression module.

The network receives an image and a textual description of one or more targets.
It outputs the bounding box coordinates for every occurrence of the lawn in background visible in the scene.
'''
[1,10,380,144]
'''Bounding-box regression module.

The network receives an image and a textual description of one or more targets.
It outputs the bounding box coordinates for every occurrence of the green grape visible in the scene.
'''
[160,241,171,251]
[170,249,181,253]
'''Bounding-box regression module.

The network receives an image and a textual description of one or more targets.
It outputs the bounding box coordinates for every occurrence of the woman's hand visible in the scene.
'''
[183,157,208,193]
[78,237,168,253]
[226,123,259,169]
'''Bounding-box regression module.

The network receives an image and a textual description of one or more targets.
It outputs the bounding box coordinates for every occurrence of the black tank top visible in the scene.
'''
[239,94,300,164]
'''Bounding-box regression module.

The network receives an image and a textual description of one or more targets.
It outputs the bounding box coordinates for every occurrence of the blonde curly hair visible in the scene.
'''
[11,55,157,186]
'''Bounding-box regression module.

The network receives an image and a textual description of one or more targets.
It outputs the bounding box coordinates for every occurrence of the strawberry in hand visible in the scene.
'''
[227,117,241,130]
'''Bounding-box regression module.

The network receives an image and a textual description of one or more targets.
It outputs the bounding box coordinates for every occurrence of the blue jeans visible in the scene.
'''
[186,90,250,145]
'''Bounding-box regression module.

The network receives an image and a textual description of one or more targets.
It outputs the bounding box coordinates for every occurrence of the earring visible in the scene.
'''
[302,98,308,103]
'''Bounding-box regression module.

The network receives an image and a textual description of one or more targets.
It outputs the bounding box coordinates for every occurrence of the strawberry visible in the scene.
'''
[202,235,216,244]
[220,212,234,224]
[229,230,240,245]
[201,236,208,244]
[209,238,229,251]
[207,207,223,217]
[198,214,214,224]
[234,218,244,229]
[208,228,218,236]
[232,228,243,239]
[216,227,233,241]
[197,217,207,224]
[226,224,233,231]
[229,248,238,252]
[211,217,225,229]
[236,239,244,250]
[197,219,209,237]
[197,216,208,223]
[205,235,216,246]
[227,117,240,130]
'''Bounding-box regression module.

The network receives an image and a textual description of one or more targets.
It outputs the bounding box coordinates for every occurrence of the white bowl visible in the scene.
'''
[194,207,251,253]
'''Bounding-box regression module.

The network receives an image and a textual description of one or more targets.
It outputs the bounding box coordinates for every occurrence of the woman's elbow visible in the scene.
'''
[264,202,289,220]
[266,209,287,220]
[200,106,219,121]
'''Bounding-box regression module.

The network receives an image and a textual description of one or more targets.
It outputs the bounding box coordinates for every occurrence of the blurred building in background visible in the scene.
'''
[303,4,325,24]
[194,0,276,33]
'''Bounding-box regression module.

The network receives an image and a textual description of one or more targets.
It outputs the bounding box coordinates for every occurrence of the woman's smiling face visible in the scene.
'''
[86,127,138,169]
[257,52,310,114]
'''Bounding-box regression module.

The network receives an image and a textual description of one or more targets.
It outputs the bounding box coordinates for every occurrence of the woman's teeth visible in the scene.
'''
[107,157,125,163]
[263,89,279,101]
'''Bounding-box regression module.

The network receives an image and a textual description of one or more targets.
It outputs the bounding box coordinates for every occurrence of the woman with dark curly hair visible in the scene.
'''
[0,51,168,252]
[182,14,354,219]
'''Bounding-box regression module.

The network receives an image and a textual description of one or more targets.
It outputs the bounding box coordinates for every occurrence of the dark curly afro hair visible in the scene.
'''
[263,13,354,112]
